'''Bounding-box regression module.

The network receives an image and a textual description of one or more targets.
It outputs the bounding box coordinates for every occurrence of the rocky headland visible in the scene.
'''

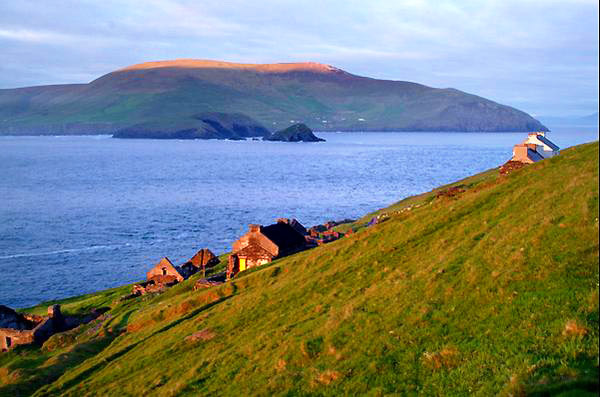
[112,112,270,140]
[264,123,325,142]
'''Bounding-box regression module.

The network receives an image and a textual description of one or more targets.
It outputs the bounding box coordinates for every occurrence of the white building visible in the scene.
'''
[522,132,560,158]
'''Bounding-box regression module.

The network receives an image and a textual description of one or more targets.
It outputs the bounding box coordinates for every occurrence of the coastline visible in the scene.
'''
[1,141,597,395]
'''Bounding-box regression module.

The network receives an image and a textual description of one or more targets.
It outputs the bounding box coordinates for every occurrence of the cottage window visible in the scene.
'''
[5,336,11,348]
[162,267,167,275]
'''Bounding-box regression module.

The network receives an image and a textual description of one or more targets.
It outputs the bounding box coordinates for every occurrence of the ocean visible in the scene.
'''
[1,128,597,308]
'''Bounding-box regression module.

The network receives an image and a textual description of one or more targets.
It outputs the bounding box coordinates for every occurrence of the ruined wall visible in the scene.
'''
[179,263,200,279]
[227,255,239,280]
[0,327,36,351]
[132,275,179,296]
[0,304,72,352]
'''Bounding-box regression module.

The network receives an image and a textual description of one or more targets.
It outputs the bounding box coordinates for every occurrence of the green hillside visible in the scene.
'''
[0,60,547,135]
[1,142,597,396]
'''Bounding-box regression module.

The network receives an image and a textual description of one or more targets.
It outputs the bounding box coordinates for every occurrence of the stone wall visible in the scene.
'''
[1,304,98,352]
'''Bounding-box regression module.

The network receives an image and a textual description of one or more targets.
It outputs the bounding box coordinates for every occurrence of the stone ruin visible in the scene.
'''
[0,304,103,352]
[194,273,226,290]
[131,275,180,296]
[132,249,220,296]
[305,219,354,246]
[499,160,527,175]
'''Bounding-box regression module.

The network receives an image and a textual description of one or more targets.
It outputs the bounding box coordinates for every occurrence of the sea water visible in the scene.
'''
[0,128,597,308]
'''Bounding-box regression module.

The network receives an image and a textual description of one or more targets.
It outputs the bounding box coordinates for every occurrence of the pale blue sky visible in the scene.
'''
[0,0,597,116]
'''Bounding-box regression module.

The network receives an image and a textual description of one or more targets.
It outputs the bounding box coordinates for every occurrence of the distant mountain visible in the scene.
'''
[0,59,547,136]
[538,112,599,127]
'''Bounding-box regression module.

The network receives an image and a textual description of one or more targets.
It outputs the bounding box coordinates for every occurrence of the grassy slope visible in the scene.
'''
[1,143,598,396]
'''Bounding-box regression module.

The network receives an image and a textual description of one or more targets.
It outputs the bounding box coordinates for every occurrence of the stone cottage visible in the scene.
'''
[146,257,185,283]
[132,257,185,295]
[181,248,220,277]
[227,219,308,278]
[133,250,220,296]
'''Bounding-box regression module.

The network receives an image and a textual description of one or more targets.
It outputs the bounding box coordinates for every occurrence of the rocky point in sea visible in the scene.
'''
[264,123,326,142]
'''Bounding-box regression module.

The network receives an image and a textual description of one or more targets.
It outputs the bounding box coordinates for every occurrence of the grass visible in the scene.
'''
[1,142,598,396]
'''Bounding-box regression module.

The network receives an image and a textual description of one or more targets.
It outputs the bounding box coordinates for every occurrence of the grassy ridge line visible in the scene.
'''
[0,62,547,134]
[1,142,598,396]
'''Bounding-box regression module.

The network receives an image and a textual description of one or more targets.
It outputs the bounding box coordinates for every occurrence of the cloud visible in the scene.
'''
[0,28,77,43]
[0,0,597,116]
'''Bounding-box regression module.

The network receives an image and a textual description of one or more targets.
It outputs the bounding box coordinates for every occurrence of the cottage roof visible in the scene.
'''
[277,218,308,236]
[158,257,176,268]
[261,223,306,253]
[536,135,560,151]
[151,257,185,280]
[236,243,274,258]
[527,148,544,162]
[189,248,218,268]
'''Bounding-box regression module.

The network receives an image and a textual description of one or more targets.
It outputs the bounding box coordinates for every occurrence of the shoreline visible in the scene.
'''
[2,133,598,309]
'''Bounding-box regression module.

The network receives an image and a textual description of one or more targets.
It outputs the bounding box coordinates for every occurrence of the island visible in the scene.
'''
[0,59,548,136]
[264,123,325,142]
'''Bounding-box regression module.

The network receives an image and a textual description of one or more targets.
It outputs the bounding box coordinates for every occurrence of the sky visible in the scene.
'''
[0,0,598,117]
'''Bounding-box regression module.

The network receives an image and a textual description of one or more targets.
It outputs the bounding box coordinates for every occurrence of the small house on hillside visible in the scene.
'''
[501,131,560,173]
[510,132,560,164]
[511,143,545,164]
[147,257,185,283]
[523,132,560,158]
[134,249,219,296]
[189,248,219,268]
[181,248,219,277]
[227,219,307,278]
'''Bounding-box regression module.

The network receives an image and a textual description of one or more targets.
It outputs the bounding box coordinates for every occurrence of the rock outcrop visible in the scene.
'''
[264,123,325,142]
[113,112,271,140]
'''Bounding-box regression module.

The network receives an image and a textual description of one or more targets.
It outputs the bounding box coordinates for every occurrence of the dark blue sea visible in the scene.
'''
[1,128,597,308]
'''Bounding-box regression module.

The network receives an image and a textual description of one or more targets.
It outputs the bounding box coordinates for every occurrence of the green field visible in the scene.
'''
[1,142,598,396]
